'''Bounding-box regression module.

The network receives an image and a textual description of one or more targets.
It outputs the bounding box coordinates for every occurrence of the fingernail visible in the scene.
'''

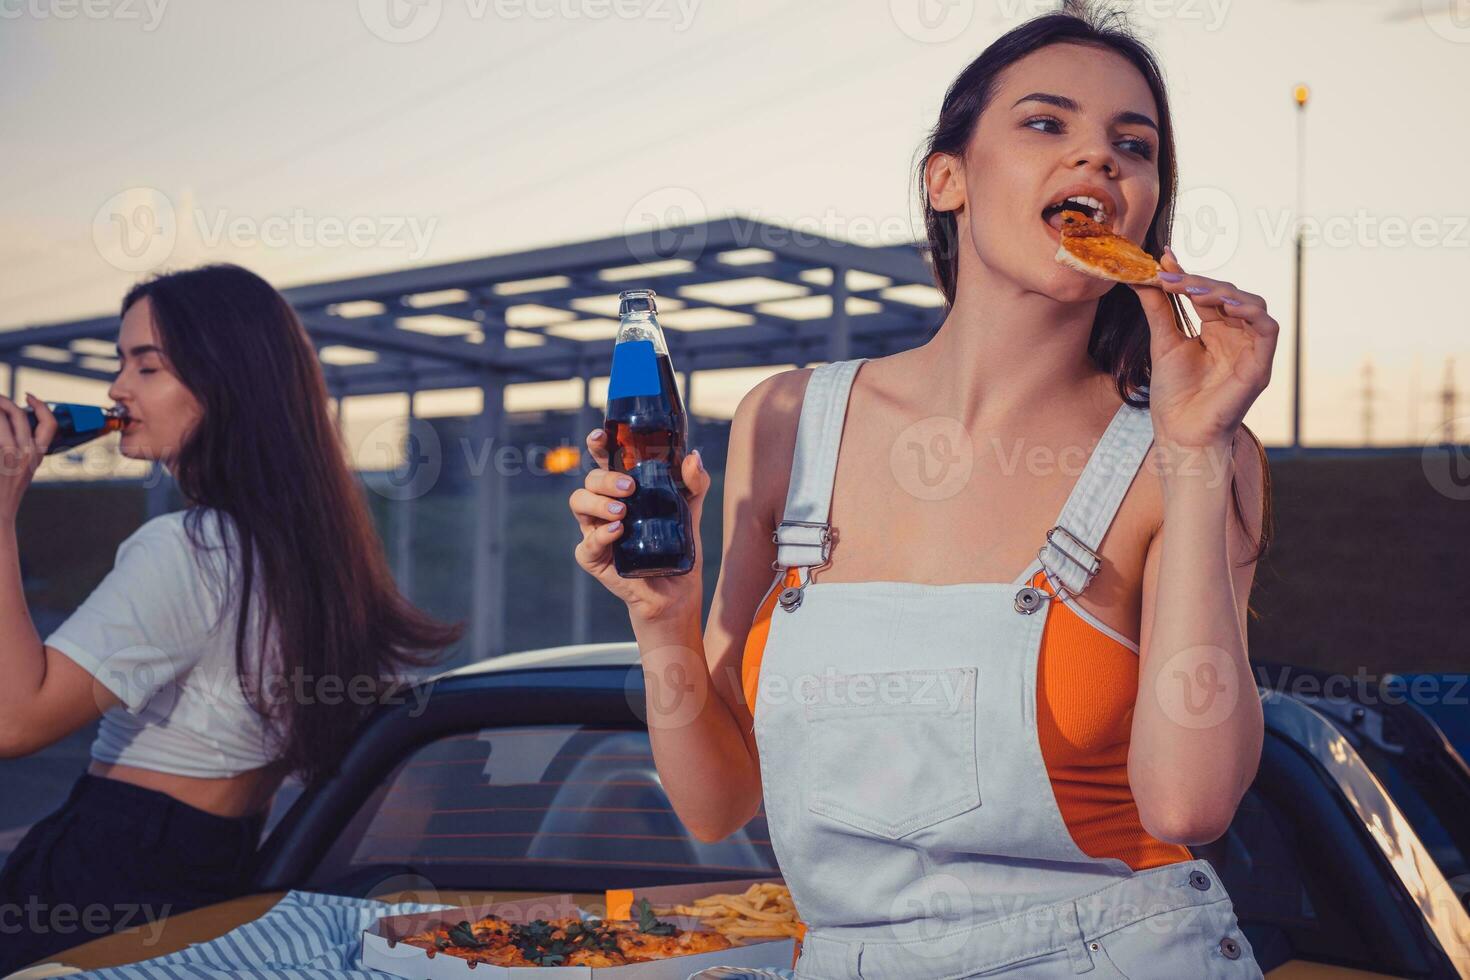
[591,428,604,440]
[615,477,632,490]
[1184,285,1211,295]
[1157,271,1184,282]
[606,520,621,531]
[1222,296,1243,306]
[608,501,625,513]
[694,449,705,472]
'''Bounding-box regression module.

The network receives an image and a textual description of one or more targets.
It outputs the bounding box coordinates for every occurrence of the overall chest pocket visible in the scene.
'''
[802,666,980,840]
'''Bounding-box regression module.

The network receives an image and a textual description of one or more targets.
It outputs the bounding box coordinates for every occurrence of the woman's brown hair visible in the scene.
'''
[915,0,1273,571]
[122,263,464,786]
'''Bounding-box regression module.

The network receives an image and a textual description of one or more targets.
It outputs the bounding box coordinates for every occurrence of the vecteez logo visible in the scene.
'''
[358,0,700,41]
[890,0,974,43]
[358,416,444,501]
[1172,186,1241,273]
[93,187,177,274]
[358,0,442,42]
[0,0,169,30]
[1421,417,1470,500]
[92,188,440,272]
[1422,0,1470,43]
[622,187,710,265]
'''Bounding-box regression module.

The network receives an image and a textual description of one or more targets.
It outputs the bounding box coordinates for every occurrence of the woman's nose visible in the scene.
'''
[1072,152,1117,177]
[1070,135,1119,176]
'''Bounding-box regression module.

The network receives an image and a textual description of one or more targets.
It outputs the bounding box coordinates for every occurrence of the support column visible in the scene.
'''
[682,364,697,450]
[394,387,417,600]
[470,370,509,661]
[571,366,598,645]
[828,266,850,364]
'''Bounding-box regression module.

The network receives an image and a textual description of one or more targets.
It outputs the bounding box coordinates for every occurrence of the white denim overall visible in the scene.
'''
[752,358,1262,979]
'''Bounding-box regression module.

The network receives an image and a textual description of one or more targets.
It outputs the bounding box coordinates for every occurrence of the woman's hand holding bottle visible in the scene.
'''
[0,395,55,522]
[569,427,712,624]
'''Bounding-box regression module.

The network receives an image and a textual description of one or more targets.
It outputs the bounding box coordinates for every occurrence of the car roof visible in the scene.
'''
[433,641,641,680]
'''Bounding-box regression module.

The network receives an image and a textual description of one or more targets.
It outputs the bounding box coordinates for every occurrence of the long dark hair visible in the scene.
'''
[122,264,464,786]
[914,1,1273,573]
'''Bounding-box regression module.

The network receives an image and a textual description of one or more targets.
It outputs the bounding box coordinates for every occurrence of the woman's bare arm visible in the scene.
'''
[0,522,122,756]
[627,369,807,842]
[1129,432,1267,844]
[0,396,121,756]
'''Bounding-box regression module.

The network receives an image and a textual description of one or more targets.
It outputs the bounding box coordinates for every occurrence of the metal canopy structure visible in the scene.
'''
[0,217,944,659]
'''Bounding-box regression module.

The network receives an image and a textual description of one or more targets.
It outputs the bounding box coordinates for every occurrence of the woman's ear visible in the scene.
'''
[925,150,966,213]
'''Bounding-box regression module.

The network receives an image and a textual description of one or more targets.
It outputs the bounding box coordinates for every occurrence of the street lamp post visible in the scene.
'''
[1292,83,1309,457]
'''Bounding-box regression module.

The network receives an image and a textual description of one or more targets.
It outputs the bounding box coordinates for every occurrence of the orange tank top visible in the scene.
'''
[742,566,1191,872]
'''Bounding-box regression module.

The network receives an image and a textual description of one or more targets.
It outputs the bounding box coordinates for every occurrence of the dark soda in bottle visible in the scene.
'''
[604,288,695,578]
[24,403,127,455]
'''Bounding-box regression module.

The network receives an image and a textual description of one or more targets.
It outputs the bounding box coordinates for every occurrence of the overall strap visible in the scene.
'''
[771,360,867,611]
[1031,392,1155,603]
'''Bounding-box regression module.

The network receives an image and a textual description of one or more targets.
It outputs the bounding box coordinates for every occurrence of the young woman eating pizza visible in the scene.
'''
[570,6,1274,976]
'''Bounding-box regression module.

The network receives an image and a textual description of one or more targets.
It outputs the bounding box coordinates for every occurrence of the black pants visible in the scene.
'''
[0,773,265,973]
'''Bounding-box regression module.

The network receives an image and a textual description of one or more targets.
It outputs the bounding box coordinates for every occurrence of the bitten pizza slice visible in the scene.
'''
[1054,209,1161,284]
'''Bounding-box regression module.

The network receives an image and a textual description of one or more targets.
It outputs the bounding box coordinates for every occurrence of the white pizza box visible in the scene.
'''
[602,878,799,974]
[361,884,796,979]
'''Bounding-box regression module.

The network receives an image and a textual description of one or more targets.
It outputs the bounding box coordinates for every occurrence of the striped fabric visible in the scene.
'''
[80,891,451,979]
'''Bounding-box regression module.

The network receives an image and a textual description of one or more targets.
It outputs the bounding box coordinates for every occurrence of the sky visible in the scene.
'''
[2,0,1468,464]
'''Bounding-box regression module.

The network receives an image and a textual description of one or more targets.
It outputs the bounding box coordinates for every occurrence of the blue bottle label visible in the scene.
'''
[64,404,107,433]
[607,340,662,400]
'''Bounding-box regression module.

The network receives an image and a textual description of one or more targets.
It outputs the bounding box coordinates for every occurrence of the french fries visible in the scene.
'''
[653,882,805,940]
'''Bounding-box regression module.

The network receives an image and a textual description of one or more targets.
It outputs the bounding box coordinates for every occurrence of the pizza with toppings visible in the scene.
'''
[397,899,733,968]
[1054,209,1161,284]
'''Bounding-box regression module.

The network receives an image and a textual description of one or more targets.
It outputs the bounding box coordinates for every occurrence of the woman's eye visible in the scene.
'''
[1024,116,1154,161]
[139,368,157,375]
[1119,136,1154,160]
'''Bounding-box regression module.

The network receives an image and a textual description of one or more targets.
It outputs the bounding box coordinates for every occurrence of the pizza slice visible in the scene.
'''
[398,916,531,966]
[394,905,733,967]
[1054,209,1161,284]
[615,928,734,962]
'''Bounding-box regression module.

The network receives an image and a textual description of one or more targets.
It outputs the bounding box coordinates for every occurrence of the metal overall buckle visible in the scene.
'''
[771,520,831,612]
[1013,524,1101,615]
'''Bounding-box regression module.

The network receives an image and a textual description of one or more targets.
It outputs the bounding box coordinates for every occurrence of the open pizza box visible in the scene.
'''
[361,878,797,978]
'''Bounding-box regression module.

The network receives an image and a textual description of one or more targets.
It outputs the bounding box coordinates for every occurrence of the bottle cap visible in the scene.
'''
[618,289,658,317]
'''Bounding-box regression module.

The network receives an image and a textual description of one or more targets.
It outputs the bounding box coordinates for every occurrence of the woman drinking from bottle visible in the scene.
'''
[570,5,1274,977]
[0,263,462,972]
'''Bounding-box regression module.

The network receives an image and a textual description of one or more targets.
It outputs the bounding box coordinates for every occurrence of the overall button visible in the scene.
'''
[1189,870,1212,891]
[779,587,804,612]
[1219,937,1242,960]
[1013,587,1044,614]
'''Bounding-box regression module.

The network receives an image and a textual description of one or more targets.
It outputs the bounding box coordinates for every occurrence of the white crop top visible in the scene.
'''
[46,509,283,778]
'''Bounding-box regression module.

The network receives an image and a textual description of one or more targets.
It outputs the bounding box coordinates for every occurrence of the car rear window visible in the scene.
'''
[307,725,778,895]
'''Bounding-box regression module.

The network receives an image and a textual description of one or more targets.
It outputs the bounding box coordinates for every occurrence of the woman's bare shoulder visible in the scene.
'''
[728,367,817,529]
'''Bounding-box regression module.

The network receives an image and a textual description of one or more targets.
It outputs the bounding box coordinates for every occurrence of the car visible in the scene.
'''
[14,645,1470,978]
